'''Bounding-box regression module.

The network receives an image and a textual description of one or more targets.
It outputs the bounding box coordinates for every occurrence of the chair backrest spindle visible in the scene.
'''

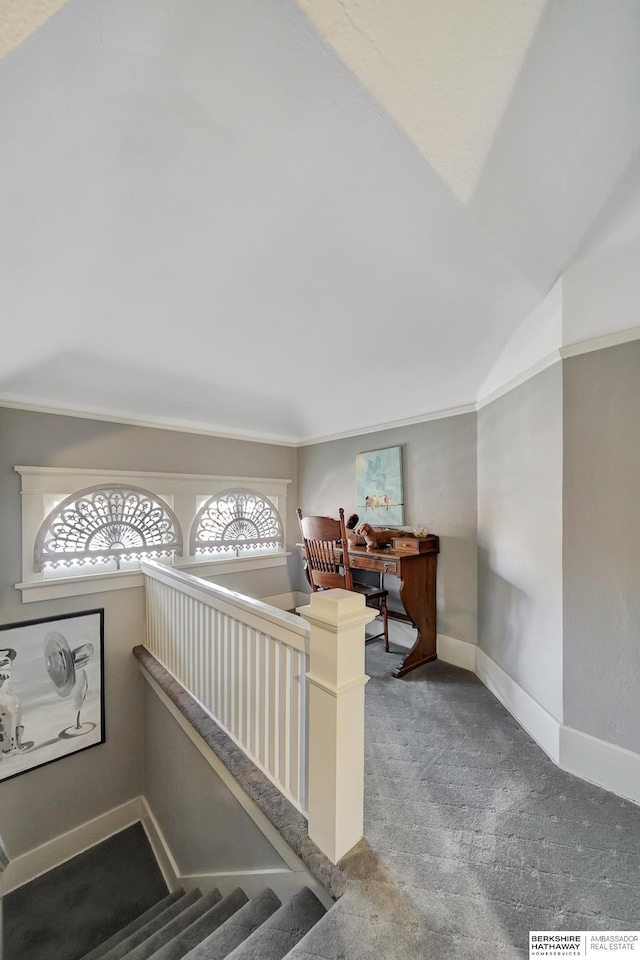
[297,507,354,592]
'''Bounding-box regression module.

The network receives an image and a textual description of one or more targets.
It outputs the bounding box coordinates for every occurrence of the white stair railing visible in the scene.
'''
[141,560,375,864]
[142,560,310,814]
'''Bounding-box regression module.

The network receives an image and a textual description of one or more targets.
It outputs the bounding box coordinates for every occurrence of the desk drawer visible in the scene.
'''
[350,555,398,576]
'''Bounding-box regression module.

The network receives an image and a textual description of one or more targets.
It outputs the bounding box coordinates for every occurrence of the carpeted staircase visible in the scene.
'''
[3,824,328,960]
[77,883,327,960]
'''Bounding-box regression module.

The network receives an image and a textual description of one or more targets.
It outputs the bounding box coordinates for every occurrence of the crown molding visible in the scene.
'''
[295,403,477,447]
[475,351,562,411]
[560,324,640,360]
[0,397,299,447]
[475,324,640,411]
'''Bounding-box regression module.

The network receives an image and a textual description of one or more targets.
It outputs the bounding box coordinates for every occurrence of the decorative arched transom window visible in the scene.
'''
[34,484,183,572]
[16,467,290,602]
[190,489,283,556]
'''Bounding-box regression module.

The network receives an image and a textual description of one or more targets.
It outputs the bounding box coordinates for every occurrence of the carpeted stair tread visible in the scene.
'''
[79,891,186,960]
[224,887,327,960]
[98,889,201,960]
[180,888,281,960]
[146,888,250,960]
[122,889,222,960]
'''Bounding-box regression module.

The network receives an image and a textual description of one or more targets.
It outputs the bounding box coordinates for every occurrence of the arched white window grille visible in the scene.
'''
[34,484,183,572]
[190,488,283,556]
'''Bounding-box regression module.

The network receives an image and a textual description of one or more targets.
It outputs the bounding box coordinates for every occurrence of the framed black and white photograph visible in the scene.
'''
[0,609,104,783]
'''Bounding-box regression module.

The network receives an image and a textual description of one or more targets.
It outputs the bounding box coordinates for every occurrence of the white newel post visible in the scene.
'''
[297,589,376,864]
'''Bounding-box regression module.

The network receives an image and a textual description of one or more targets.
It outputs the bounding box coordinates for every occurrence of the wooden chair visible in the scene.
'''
[297,507,389,650]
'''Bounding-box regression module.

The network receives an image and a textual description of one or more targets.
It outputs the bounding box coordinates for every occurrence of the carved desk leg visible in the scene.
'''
[392,554,438,678]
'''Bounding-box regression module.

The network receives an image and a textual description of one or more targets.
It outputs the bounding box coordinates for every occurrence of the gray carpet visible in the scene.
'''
[98,889,201,960]
[4,822,168,960]
[288,630,640,960]
[122,889,222,960]
[182,888,281,960]
[225,887,326,959]
[80,891,185,960]
[146,888,249,960]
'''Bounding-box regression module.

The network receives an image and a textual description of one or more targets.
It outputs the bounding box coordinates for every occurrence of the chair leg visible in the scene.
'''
[381,596,389,651]
[362,596,389,648]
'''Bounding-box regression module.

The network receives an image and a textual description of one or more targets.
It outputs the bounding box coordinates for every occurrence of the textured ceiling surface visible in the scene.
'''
[297,0,548,205]
[0,0,69,59]
[1,0,639,442]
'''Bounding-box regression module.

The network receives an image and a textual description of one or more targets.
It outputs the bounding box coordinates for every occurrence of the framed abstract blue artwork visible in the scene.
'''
[356,445,404,526]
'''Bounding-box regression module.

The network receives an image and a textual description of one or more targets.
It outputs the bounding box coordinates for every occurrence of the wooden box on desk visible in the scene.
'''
[391,537,433,554]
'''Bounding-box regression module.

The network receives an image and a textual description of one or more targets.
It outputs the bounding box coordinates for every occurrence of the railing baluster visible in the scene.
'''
[141,562,311,817]
[263,632,271,774]
[215,609,222,718]
[222,612,229,730]
[270,643,282,781]
[255,632,264,767]
[247,627,253,751]
[231,619,238,739]
[284,644,292,797]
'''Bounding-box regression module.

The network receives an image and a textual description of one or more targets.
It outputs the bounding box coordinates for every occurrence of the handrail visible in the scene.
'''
[141,560,308,647]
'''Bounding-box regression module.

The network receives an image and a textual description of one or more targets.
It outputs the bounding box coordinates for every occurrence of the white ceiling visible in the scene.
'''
[1,0,639,443]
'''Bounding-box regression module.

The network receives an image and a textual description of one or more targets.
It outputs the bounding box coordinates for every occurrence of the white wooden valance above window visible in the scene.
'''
[15,466,290,603]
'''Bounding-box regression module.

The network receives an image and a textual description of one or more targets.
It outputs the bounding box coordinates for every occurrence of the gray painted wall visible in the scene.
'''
[563,342,640,754]
[297,414,477,644]
[0,407,296,857]
[143,684,286,874]
[477,364,564,721]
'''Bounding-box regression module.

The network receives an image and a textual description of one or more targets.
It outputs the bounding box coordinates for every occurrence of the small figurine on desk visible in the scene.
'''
[344,513,417,551]
[357,522,416,549]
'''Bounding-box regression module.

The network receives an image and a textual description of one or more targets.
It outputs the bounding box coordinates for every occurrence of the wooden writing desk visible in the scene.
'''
[347,538,439,677]
[300,535,439,678]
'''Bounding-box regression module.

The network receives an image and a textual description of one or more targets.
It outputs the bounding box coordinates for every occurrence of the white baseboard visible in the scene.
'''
[475,648,561,763]
[2,797,146,894]
[260,591,309,611]
[139,798,181,893]
[560,725,640,806]
[437,633,477,672]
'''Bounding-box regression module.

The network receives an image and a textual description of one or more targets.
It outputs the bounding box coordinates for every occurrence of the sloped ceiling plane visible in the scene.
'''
[1,0,639,441]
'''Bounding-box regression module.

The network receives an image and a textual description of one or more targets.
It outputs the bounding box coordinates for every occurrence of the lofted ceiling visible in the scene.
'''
[1,0,639,443]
